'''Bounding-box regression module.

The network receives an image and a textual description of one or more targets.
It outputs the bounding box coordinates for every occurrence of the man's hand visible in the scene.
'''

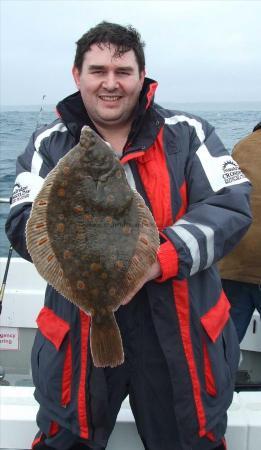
[121,260,162,305]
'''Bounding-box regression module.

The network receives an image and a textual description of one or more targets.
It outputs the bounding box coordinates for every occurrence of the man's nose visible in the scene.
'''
[102,73,119,90]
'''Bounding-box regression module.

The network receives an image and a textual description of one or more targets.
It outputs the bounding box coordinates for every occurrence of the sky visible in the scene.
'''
[1,0,261,106]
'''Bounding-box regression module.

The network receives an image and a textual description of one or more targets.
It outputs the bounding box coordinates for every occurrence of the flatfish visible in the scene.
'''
[26,126,159,367]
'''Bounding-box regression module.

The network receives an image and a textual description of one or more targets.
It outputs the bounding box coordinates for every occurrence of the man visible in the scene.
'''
[6,22,252,450]
[219,122,261,342]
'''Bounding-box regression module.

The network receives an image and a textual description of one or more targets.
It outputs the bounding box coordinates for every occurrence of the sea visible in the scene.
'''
[0,102,260,257]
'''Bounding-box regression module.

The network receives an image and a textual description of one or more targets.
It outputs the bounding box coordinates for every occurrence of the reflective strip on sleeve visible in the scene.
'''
[177,219,215,269]
[31,150,43,175]
[10,171,44,208]
[170,223,200,275]
[34,123,67,152]
[165,115,205,143]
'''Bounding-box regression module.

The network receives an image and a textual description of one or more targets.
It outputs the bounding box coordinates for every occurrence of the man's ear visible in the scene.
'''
[72,66,81,89]
[140,69,146,83]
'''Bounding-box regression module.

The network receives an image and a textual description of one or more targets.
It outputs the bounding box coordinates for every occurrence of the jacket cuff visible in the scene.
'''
[156,239,178,283]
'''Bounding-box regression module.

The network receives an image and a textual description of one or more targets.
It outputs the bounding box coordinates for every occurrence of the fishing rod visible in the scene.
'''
[0,245,13,315]
[0,95,47,316]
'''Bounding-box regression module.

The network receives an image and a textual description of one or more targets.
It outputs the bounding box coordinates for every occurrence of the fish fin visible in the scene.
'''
[119,191,160,302]
[26,168,74,300]
[90,312,124,368]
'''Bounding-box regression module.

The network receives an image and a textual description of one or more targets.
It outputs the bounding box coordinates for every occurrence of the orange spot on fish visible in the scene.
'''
[84,214,93,221]
[90,263,102,272]
[63,166,70,175]
[63,250,72,259]
[57,188,66,197]
[38,237,48,246]
[109,287,116,296]
[47,254,55,262]
[56,223,65,233]
[73,205,84,214]
[106,195,114,203]
[115,260,124,270]
[37,200,47,206]
[122,225,131,235]
[35,223,45,229]
[100,272,108,280]
[77,280,85,290]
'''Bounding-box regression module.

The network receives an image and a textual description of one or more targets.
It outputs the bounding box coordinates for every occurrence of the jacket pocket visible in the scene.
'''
[200,291,232,396]
[31,306,72,406]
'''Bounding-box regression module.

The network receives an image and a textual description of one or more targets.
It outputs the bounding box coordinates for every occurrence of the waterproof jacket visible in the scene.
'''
[219,127,261,285]
[5,78,252,449]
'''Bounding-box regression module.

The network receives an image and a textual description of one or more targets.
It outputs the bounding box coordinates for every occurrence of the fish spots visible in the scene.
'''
[73,205,84,214]
[122,225,131,235]
[56,223,65,233]
[38,237,48,246]
[115,170,122,179]
[47,254,55,262]
[57,188,66,197]
[77,280,85,290]
[35,223,45,229]
[105,216,113,224]
[139,236,149,245]
[63,166,70,175]
[100,272,108,280]
[37,200,47,206]
[109,286,117,297]
[63,250,72,259]
[115,260,124,270]
[106,194,114,203]
[84,214,93,222]
[90,263,102,272]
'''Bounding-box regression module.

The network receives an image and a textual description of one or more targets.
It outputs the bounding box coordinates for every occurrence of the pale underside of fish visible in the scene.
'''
[26,126,160,368]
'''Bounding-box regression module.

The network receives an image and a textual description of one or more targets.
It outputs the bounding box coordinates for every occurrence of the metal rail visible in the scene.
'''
[0,197,10,204]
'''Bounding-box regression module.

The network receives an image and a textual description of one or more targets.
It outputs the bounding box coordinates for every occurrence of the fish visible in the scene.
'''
[26,126,160,368]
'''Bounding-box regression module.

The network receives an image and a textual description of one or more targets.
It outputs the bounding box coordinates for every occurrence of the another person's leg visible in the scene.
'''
[253,282,261,319]
[222,279,255,342]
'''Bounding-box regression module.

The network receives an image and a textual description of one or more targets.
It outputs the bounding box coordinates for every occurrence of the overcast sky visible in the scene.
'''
[1,0,261,106]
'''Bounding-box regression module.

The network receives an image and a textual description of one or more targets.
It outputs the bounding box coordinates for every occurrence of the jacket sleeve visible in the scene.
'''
[5,128,58,261]
[157,118,252,281]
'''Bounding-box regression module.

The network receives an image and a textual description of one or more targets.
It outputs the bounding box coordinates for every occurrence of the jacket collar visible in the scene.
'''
[56,77,163,153]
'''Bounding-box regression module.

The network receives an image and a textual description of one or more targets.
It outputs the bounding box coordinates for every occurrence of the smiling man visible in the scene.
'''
[6,22,252,450]
[72,43,145,150]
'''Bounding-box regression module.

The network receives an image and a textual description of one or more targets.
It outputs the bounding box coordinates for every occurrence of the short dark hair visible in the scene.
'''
[74,21,145,73]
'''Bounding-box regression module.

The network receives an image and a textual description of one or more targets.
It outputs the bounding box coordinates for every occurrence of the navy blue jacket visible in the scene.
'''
[6,78,252,448]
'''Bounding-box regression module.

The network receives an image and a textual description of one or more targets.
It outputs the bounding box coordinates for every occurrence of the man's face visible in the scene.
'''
[72,44,145,129]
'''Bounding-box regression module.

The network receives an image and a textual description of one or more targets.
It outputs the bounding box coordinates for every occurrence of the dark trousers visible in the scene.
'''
[33,290,225,450]
[222,279,261,343]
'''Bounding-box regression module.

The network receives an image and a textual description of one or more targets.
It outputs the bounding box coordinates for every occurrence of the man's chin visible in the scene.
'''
[95,114,129,126]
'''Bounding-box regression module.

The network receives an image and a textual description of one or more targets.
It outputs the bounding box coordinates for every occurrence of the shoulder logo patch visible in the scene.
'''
[12,182,30,204]
[222,159,245,184]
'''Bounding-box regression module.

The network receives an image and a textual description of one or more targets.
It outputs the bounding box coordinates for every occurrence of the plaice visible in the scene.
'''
[26,126,160,367]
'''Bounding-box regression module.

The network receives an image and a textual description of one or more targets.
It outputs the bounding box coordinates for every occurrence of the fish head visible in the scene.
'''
[79,126,115,179]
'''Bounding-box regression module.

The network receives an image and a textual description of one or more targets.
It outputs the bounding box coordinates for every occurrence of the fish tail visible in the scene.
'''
[90,312,124,368]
